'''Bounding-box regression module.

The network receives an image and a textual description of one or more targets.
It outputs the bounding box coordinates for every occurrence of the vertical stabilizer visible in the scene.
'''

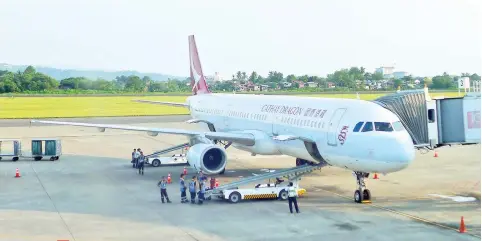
[189,35,211,95]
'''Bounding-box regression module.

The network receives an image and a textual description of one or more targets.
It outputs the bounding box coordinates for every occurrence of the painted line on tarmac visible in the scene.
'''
[30,165,77,241]
[318,188,481,238]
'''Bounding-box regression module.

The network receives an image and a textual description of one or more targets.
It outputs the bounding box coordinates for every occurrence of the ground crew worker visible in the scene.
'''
[198,171,204,190]
[180,174,188,203]
[157,177,171,203]
[210,177,215,189]
[189,176,197,204]
[133,148,141,168]
[198,179,206,205]
[131,148,136,168]
[138,151,145,175]
[287,182,300,214]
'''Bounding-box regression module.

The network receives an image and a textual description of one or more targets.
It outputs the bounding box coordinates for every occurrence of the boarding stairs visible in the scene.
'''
[144,142,189,158]
[207,164,324,196]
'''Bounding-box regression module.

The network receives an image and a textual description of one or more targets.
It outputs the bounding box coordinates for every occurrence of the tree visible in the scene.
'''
[371,72,384,81]
[431,73,455,89]
[285,74,297,82]
[266,71,283,83]
[470,73,481,81]
[124,75,145,91]
[248,71,259,84]
[422,77,432,87]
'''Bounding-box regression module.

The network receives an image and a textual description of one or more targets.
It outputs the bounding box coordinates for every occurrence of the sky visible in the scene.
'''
[0,0,481,78]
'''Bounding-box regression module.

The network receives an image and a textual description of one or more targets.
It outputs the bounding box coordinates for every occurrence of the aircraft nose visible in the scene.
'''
[393,134,415,166]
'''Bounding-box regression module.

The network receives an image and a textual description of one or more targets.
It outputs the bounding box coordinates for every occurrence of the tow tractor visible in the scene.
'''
[205,163,323,204]
[144,143,190,167]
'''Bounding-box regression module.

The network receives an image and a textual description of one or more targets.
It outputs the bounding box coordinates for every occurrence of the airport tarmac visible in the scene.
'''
[0,116,480,241]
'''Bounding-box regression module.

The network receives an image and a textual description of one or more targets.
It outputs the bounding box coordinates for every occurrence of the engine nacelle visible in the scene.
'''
[186,143,227,175]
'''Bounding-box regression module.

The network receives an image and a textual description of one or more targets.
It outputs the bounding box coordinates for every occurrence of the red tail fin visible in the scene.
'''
[189,35,211,95]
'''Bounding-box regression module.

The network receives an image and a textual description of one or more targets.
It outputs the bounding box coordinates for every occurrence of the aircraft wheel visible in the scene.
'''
[229,192,241,203]
[363,189,371,201]
[152,159,161,167]
[354,190,362,203]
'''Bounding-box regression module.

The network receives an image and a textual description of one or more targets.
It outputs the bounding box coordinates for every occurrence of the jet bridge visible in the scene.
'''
[373,87,480,149]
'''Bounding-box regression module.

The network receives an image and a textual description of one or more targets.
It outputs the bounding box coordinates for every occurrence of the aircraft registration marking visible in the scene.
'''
[338,125,349,145]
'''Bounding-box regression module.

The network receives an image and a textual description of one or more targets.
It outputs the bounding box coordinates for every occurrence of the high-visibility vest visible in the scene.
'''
[288,186,297,197]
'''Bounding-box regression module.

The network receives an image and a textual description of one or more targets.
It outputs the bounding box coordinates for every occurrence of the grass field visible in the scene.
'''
[0,91,463,119]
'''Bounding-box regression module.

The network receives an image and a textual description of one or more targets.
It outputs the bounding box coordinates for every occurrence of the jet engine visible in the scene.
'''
[186,143,227,175]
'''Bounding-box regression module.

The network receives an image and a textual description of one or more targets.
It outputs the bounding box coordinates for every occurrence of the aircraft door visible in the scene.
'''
[327,108,347,146]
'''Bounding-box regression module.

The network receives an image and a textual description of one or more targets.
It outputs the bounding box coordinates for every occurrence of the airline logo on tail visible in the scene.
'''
[188,35,211,95]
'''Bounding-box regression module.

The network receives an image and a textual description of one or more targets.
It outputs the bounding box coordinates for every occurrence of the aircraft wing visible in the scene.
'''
[132,99,188,108]
[29,120,255,146]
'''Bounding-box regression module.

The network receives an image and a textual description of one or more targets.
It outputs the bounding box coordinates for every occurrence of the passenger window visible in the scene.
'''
[392,121,405,131]
[374,122,393,132]
[353,122,364,132]
[361,122,373,132]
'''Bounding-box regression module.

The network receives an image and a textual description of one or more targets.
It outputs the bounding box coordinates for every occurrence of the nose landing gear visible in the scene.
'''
[354,172,371,203]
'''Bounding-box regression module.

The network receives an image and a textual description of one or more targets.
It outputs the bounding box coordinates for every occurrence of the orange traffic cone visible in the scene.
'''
[183,167,187,175]
[15,168,20,178]
[459,216,466,233]
[434,151,438,157]
[373,173,379,179]
[215,179,219,187]
[167,173,172,184]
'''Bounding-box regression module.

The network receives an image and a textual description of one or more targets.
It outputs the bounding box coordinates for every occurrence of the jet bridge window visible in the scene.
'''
[427,109,435,123]
[361,122,373,132]
[374,122,393,132]
[353,122,364,132]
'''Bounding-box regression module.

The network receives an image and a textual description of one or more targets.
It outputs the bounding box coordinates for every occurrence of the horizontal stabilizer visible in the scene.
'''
[132,100,188,108]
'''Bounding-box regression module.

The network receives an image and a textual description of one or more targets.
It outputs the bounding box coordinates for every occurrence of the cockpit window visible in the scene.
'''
[361,122,373,132]
[374,122,394,132]
[392,121,405,131]
[353,122,364,132]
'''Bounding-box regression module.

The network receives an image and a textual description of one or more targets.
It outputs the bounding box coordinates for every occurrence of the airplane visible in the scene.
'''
[30,35,415,203]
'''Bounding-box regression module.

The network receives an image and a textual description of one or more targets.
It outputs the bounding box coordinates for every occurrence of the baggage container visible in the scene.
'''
[0,139,21,161]
[29,139,62,161]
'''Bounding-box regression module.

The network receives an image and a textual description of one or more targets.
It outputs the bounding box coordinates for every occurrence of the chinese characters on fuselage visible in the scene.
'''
[261,105,327,118]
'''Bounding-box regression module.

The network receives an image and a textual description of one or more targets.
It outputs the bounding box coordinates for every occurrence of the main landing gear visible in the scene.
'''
[354,172,371,203]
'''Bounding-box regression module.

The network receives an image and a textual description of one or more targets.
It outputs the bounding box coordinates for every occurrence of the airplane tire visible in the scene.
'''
[354,190,362,203]
[363,189,371,201]
[229,192,241,203]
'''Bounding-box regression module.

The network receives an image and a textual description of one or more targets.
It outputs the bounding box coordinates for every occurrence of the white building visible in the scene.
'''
[205,72,225,83]
[393,71,409,79]
[376,66,395,79]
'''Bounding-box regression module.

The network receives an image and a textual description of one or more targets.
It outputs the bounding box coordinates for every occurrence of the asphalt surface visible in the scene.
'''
[0,156,478,241]
[0,116,479,241]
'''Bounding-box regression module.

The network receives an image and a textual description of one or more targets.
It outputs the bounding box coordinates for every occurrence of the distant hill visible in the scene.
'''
[0,63,186,81]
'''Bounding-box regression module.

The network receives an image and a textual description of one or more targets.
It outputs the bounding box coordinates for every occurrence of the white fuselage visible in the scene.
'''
[186,93,415,174]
